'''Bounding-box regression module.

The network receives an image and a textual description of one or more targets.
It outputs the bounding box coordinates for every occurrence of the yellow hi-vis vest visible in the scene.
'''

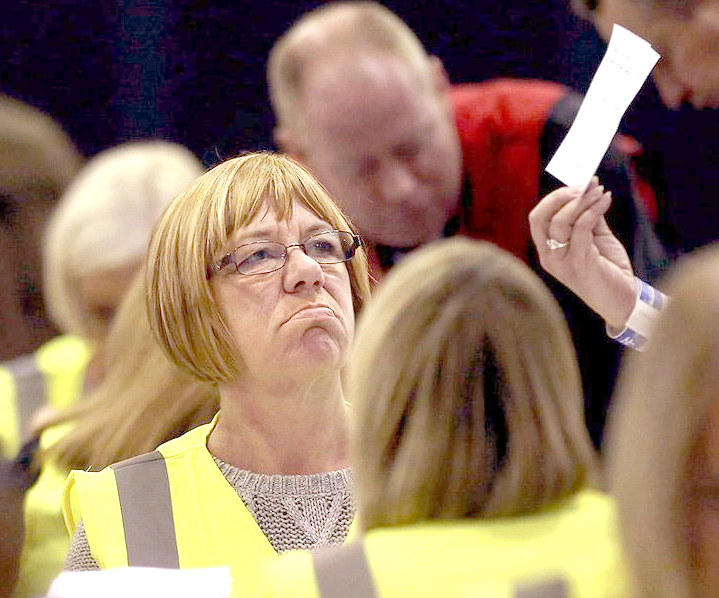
[258,489,631,598]
[13,424,74,598]
[0,335,90,457]
[62,420,358,598]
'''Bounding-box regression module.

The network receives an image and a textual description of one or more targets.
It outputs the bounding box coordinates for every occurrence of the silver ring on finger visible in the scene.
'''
[546,238,570,251]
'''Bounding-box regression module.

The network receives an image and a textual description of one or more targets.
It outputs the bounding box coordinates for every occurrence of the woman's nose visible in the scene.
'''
[282,246,323,292]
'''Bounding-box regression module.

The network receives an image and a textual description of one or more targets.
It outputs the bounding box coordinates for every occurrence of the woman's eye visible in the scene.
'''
[243,249,273,265]
[313,241,335,253]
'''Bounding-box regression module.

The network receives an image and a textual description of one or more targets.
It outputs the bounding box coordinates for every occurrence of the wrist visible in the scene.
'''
[606,277,668,351]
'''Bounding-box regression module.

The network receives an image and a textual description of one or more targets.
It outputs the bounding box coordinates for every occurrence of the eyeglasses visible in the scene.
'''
[211,230,361,276]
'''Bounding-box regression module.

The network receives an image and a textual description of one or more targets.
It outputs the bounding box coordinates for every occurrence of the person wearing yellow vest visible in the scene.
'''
[0,335,90,459]
[260,238,631,598]
[13,271,219,598]
[0,94,83,460]
[62,152,372,598]
[0,140,205,462]
[8,141,205,598]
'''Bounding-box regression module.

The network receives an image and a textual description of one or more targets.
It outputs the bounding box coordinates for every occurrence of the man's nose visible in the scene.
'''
[378,161,417,206]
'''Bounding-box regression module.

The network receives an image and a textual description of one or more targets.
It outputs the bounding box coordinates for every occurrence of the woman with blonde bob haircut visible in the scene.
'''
[607,243,719,598]
[62,152,371,598]
[146,151,369,382]
[260,238,630,598]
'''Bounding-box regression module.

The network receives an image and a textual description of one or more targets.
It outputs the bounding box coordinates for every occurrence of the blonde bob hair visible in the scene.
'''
[348,238,599,531]
[146,151,371,383]
[607,243,719,598]
[268,1,435,136]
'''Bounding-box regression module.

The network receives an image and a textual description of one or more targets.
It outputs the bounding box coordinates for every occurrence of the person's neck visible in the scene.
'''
[207,374,349,476]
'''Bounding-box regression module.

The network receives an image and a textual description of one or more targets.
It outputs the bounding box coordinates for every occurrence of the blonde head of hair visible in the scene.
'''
[607,243,719,598]
[268,1,435,139]
[348,237,599,531]
[146,151,371,383]
[43,140,204,342]
[39,268,219,471]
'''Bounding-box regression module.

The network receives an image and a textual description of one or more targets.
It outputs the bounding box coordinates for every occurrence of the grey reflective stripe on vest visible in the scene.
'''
[2,353,46,436]
[111,451,180,568]
[312,540,569,598]
[312,541,379,598]
[515,577,568,598]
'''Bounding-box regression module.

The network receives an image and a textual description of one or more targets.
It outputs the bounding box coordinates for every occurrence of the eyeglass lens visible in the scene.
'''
[232,231,357,275]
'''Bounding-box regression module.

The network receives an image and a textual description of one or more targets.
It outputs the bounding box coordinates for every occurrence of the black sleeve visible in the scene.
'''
[13,435,41,491]
[533,90,669,450]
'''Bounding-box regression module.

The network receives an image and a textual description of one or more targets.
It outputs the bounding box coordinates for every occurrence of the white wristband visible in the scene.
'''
[606,278,668,351]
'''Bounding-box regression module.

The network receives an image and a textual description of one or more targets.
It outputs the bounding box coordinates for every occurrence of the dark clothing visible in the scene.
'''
[368,79,668,448]
[560,24,719,259]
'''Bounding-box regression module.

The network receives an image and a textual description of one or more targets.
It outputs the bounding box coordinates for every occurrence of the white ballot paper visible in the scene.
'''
[45,567,232,598]
[546,24,660,188]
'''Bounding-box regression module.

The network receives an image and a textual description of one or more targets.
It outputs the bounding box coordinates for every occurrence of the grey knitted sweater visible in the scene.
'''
[65,456,355,570]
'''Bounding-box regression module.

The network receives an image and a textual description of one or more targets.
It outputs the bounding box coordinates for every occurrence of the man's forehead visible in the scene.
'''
[303,50,408,94]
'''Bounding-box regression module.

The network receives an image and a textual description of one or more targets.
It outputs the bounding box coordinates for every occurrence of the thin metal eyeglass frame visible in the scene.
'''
[209,230,361,277]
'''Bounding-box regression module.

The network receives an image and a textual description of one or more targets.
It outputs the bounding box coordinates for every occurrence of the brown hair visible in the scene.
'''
[38,269,219,471]
[348,238,599,531]
[607,243,719,598]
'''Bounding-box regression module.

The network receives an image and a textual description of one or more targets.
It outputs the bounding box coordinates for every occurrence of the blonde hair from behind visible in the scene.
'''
[146,151,370,383]
[607,243,719,598]
[43,140,204,341]
[38,269,219,471]
[348,238,599,531]
[268,1,435,138]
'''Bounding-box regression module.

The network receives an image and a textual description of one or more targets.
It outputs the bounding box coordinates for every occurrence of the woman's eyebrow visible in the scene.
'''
[230,222,333,246]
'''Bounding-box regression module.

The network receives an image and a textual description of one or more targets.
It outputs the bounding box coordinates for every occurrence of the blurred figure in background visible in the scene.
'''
[0,140,204,459]
[261,238,629,598]
[607,242,719,598]
[0,94,82,361]
[0,457,32,598]
[267,0,667,448]
[568,0,719,258]
[13,270,219,598]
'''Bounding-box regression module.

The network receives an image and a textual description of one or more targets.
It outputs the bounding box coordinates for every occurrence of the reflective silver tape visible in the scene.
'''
[111,451,180,568]
[2,353,45,436]
[515,577,568,598]
[312,541,378,598]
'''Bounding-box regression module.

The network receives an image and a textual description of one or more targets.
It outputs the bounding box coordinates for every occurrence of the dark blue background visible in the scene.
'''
[1,1,587,160]
[3,0,717,256]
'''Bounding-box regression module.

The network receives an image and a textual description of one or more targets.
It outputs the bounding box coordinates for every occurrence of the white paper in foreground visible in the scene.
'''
[45,567,232,598]
[546,24,660,188]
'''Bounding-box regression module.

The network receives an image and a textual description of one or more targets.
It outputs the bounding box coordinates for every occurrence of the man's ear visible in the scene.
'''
[274,126,305,162]
[428,56,451,95]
